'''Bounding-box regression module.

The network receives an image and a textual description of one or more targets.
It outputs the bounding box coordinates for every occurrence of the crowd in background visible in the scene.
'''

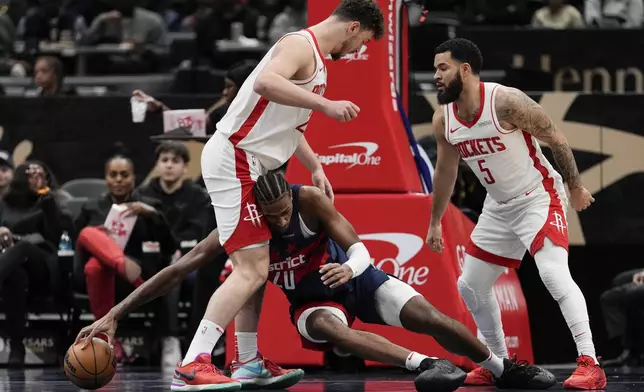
[0,141,233,368]
[1,0,643,78]
[0,0,642,369]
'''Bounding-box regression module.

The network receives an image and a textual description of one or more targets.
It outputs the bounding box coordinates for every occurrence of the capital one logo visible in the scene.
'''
[317,142,382,169]
[359,232,428,286]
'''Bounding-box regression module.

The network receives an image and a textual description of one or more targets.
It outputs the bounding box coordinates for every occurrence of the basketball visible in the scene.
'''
[64,337,116,390]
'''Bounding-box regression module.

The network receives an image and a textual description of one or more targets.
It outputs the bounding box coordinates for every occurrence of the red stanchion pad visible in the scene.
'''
[285,0,419,193]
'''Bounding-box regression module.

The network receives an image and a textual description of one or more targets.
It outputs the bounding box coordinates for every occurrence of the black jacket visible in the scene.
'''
[136,178,214,243]
[75,192,177,260]
[0,191,63,252]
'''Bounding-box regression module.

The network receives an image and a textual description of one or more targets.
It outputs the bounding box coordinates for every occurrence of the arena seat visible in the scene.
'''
[61,179,107,199]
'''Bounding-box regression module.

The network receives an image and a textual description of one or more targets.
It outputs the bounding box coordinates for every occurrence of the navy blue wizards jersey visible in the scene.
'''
[268,185,388,313]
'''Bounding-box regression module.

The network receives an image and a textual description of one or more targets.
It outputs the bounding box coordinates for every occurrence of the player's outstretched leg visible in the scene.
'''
[305,309,466,392]
[230,285,304,390]
[172,246,269,392]
[399,296,555,389]
[533,239,606,390]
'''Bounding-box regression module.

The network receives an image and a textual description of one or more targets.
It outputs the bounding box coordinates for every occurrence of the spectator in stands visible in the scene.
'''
[31,56,75,96]
[532,0,585,28]
[248,0,284,41]
[268,0,307,44]
[137,142,212,245]
[133,60,257,130]
[188,0,260,42]
[0,151,14,198]
[75,155,178,365]
[17,0,86,46]
[600,268,644,366]
[585,0,644,27]
[83,0,168,73]
[0,13,28,76]
[0,162,65,366]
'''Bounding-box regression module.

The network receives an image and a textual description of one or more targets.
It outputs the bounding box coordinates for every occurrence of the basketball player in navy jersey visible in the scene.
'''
[77,172,556,391]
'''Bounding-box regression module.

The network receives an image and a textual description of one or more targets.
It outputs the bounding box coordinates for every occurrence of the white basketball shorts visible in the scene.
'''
[466,176,569,268]
[201,131,271,254]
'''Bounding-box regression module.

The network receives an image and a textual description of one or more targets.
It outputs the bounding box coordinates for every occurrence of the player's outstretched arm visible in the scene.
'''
[76,230,225,346]
[495,87,594,211]
[254,35,330,111]
[305,187,371,288]
[427,108,460,252]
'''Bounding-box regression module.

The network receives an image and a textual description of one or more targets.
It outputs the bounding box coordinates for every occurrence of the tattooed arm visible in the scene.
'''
[495,87,594,210]
[495,87,581,189]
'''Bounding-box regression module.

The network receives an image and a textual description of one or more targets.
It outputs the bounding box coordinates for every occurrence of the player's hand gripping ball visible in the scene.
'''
[64,334,116,390]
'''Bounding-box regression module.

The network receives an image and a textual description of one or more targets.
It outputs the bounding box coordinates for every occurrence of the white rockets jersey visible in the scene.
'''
[444,82,561,203]
[215,29,328,170]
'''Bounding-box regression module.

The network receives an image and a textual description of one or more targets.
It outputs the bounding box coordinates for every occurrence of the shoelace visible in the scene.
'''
[262,358,284,375]
[194,362,223,375]
[572,357,595,375]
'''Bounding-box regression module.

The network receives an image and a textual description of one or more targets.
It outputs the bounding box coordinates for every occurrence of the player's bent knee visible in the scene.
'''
[457,277,480,312]
[374,278,422,327]
[297,306,348,344]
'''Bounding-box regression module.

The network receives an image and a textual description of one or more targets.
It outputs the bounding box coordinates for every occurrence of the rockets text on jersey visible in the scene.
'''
[215,29,328,171]
[444,82,561,202]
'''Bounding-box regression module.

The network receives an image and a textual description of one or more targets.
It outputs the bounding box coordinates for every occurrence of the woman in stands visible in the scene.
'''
[74,155,177,365]
[0,162,67,366]
[132,60,257,130]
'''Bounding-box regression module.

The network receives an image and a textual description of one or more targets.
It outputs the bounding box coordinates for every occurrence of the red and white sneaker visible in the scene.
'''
[171,353,241,391]
[464,366,495,386]
[230,353,304,389]
[563,355,607,390]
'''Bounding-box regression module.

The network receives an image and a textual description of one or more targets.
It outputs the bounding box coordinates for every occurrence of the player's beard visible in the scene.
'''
[437,72,464,104]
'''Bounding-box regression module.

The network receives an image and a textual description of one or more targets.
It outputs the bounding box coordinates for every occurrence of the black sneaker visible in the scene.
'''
[495,357,557,390]
[414,357,466,392]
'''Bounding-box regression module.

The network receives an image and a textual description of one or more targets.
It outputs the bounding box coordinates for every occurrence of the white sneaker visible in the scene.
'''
[162,337,182,369]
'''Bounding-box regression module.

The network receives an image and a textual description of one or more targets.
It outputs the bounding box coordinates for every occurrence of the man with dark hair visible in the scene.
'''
[427,38,606,389]
[137,142,212,247]
[77,172,556,391]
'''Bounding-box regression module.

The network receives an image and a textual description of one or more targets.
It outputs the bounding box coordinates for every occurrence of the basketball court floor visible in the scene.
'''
[1,365,641,391]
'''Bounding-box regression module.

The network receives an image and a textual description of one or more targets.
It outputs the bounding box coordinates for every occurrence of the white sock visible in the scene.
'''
[405,351,429,371]
[182,319,224,366]
[235,332,258,363]
[478,350,505,377]
[570,321,598,364]
[534,239,598,365]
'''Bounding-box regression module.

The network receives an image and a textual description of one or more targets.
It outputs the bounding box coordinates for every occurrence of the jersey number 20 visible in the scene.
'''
[477,159,496,184]
[273,270,295,290]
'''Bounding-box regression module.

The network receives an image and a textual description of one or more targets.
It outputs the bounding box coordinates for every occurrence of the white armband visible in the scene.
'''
[345,242,371,278]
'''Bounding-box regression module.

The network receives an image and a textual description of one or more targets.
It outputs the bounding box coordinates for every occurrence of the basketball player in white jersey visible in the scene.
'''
[427,38,607,390]
[170,1,384,391]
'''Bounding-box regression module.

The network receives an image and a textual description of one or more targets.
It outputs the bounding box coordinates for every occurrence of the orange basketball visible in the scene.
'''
[64,337,116,390]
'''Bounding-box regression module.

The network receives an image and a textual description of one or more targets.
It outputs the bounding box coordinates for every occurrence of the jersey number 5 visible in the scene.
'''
[477,159,496,184]
[273,270,295,290]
